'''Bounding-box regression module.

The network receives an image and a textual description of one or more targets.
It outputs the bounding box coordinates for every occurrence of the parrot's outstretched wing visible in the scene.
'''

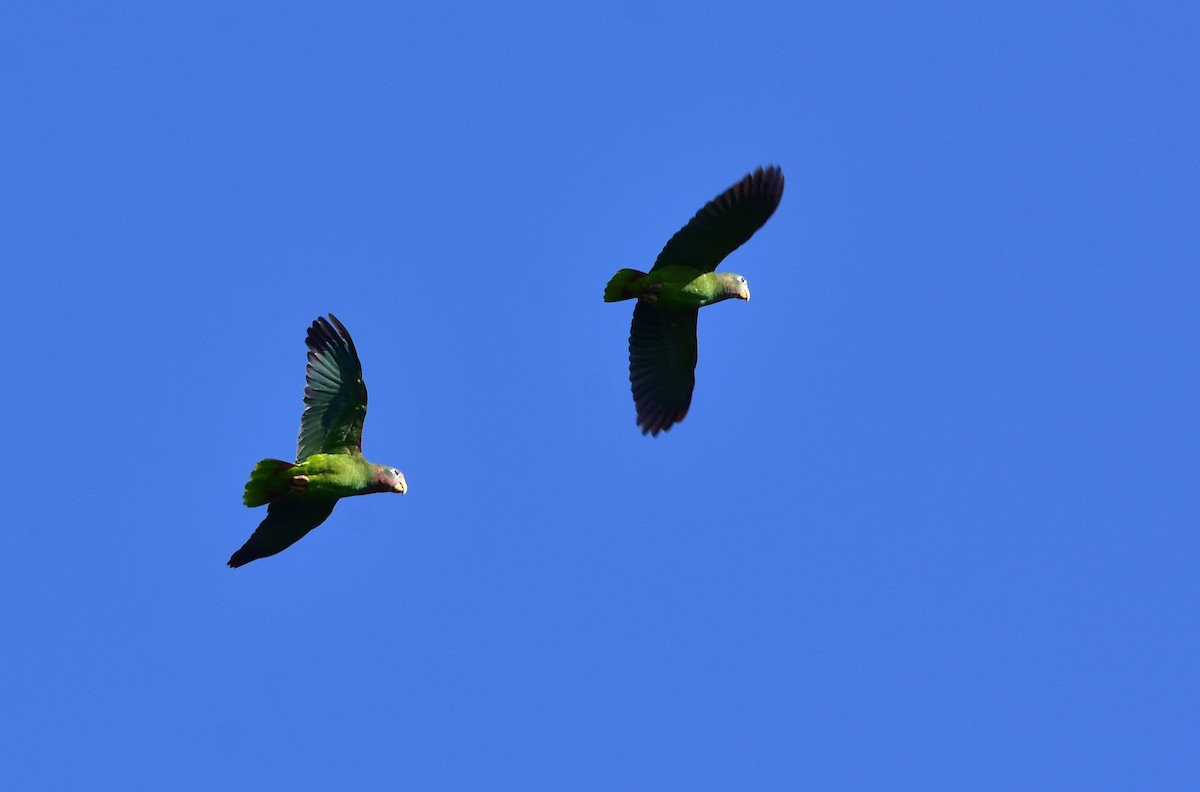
[297,314,368,461]
[651,165,784,274]
[227,499,337,568]
[628,302,699,436]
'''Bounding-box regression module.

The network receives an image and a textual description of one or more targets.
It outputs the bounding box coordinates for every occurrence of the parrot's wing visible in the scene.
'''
[628,302,699,436]
[651,165,784,273]
[297,314,368,461]
[227,499,337,568]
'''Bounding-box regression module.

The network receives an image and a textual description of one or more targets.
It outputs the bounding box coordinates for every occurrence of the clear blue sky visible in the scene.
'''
[2,2,1196,789]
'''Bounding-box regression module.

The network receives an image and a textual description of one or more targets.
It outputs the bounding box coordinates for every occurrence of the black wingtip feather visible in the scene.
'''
[709,164,784,222]
[305,314,357,358]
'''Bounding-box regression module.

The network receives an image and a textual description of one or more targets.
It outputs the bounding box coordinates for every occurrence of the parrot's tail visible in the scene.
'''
[604,268,647,302]
[243,458,294,507]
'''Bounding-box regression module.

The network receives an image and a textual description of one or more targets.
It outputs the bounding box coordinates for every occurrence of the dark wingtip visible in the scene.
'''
[640,423,665,437]
[306,314,358,357]
[637,414,683,437]
[741,164,784,211]
[227,551,250,568]
[326,313,351,340]
[635,400,689,436]
[761,164,785,203]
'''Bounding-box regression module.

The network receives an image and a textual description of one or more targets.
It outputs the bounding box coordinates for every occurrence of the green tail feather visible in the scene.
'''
[243,458,293,507]
[604,268,646,302]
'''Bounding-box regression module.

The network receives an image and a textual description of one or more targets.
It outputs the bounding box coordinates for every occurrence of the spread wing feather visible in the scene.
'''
[651,165,784,273]
[227,499,337,568]
[629,303,699,436]
[296,314,368,461]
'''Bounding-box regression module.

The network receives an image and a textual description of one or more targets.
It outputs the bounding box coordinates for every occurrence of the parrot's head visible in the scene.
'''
[716,273,751,302]
[735,275,751,301]
[376,466,408,494]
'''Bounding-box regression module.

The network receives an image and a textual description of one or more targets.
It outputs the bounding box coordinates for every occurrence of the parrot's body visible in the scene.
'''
[243,454,402,506]
[604,266,751,311]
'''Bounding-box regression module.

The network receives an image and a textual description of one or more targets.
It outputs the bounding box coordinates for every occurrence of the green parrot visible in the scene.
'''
[604,165,784,435]
[228,314,407,568]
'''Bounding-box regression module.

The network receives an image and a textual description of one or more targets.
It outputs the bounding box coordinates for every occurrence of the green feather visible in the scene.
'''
[243,458,294,507]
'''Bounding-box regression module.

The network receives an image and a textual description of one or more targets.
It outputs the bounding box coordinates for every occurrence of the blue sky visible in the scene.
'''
[2,1,1197,789]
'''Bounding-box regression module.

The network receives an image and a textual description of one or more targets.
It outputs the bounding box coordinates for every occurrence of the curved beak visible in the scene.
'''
[738,283,751,301]
[393,475,408,494]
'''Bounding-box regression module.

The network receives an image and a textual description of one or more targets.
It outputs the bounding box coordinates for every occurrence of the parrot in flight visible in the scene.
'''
[604,165,784,435]
[228,314,407,568]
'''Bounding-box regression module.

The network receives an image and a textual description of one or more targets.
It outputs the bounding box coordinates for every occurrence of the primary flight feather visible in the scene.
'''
[604,165,784,435]
[228,314,407,568]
